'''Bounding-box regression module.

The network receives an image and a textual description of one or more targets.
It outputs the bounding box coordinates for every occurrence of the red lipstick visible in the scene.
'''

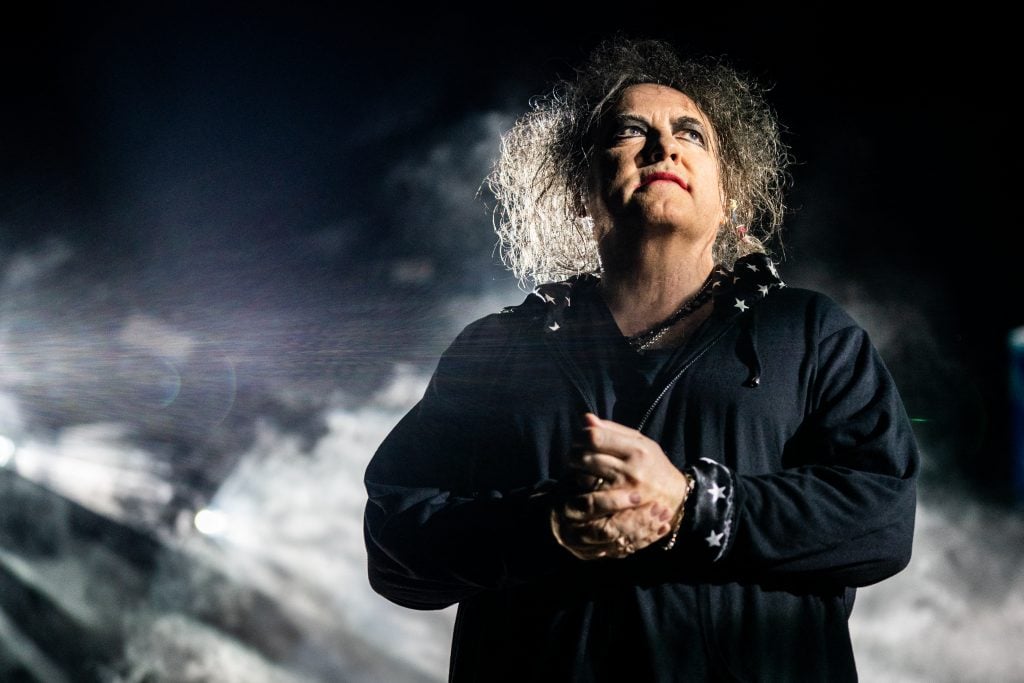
[639,172,689,190]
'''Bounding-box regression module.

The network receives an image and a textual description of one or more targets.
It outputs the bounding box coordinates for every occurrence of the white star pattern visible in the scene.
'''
[707,482,727,503]
[543,293,556,304]
[767,260,778,277]
[757,284,770,297]
[778,281,786,288]
[733,298,748,312]
[745,263,759,272]
[548,322,560,331]
[705,530,724,547]
[565,296,571,307]
[732,276,741,284]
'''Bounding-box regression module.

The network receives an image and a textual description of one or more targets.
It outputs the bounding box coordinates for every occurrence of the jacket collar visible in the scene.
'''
[708,252,785,323]
[502,253,785,417]
[510,252,785,334]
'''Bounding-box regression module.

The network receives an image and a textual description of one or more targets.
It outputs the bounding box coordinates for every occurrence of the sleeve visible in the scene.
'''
[363,318,571,610]
[671,321,919,590]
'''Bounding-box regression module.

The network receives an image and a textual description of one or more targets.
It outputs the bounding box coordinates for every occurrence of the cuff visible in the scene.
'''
[682,457,736,563]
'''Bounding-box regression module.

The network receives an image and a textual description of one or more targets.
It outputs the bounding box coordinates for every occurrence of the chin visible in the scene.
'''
[640,215,707,237]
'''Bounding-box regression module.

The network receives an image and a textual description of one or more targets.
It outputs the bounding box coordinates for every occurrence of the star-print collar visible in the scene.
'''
[519,252,785,336]
[709,252,786,322]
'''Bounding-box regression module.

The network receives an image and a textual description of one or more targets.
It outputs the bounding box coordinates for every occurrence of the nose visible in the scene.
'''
[646,128,682,164]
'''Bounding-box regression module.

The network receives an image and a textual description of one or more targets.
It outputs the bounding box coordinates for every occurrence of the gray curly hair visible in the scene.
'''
[487,36,789,285]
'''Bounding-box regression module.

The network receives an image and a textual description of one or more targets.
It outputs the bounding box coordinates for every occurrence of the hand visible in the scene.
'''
[551,413,690,560]
[551,493,672,560]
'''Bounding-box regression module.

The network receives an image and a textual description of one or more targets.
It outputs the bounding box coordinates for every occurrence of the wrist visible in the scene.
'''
[662,471,695,551]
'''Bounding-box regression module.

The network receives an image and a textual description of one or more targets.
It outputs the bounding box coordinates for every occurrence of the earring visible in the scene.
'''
[729,199,749,242]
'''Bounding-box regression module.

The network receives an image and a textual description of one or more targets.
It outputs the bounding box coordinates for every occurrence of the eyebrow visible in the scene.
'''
[608,113,709,134]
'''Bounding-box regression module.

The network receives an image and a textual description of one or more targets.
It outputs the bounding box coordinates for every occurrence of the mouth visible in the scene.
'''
[639,172,689,191]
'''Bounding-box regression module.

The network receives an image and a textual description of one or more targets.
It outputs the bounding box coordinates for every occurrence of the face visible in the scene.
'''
[585,83,725,248]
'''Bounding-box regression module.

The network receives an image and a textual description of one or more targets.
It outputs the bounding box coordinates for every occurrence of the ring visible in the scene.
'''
[591,477,606,491]
[616,536,636,554]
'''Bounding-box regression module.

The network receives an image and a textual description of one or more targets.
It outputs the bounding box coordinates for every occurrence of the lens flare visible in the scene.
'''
[194,508,229,536]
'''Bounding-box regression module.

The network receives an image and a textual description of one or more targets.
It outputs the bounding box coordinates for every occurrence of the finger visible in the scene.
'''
[570,520,655,554]
[565,515,621,544]
[555,532,616,560]
[582,425,651,461]
[559,522,615,548]
[554,508,632,560]
[553,511,605,553]
[570,533,634,560]
[567,461,624,495]
[562,468,618,498]
[574,453,631,480]
[561,489,642,520]
[568,543,628,561]
[612,506,672,542]
[559,522,640,560]
[585,413,645,437]
[572,471,602,491]
[565,503,675,557]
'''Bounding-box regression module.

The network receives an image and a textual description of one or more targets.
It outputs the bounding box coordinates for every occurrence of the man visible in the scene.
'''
[365,37,917,681]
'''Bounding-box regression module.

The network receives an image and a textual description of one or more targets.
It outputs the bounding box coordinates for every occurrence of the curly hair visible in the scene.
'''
[487,36,790,285]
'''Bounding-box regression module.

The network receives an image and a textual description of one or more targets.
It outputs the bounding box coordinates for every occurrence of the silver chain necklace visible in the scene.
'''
[625,270,718,353]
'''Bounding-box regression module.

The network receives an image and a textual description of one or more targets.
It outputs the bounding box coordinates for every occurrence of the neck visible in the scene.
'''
[598,229,716,338]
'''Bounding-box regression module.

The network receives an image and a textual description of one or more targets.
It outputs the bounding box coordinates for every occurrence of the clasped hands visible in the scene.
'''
[551,413,691,560]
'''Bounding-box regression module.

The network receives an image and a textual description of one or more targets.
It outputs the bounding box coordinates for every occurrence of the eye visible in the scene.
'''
[678,127,706,147]
[612,124,646,140]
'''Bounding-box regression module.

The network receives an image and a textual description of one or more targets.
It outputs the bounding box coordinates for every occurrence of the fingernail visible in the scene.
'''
[629,492,641,504]
[658,524,669,534]
[650,505,662,517]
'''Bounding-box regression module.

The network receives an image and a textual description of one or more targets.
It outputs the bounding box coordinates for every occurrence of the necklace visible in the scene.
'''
[624,270,718,352]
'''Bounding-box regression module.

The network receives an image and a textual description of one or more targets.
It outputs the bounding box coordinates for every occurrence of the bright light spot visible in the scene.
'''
[0,435,14,467]
[194,508,229,536]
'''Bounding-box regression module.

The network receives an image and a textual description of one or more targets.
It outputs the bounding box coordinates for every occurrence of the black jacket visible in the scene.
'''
[364,255,918,682]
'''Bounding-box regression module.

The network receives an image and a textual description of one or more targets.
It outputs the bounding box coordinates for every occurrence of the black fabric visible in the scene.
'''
[364,254,918,682]
[569,285,682,428]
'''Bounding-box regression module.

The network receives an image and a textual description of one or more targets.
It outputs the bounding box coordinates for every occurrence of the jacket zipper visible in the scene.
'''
[542,309,737,430]
[636,326,732,432]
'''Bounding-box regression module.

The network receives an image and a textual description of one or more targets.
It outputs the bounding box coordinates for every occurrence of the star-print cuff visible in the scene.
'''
[683,457,736,563]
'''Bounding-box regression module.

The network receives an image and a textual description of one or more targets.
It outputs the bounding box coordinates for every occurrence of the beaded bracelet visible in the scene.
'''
[662,472,695,551]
